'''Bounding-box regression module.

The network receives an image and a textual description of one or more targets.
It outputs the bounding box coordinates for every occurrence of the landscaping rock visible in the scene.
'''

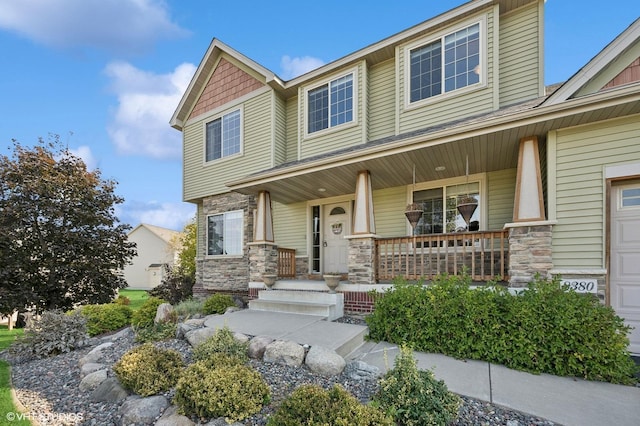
[79,342,114,366]
[119,395,169,425]
[344,360,381,381]
[155,303,175,324]
[101,327,134,342]
[248,335,274,360]
[263,340,305,367]
[155,405,195,426]
[90,377,129,403]
[204,418,243,426]
[79,369,108,392]
[80,362,106,377]
[305,345,346,376]
[233,332,250,344]
[184,326,218,347]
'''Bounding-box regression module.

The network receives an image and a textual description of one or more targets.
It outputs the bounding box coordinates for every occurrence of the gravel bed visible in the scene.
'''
[3,320,558,426]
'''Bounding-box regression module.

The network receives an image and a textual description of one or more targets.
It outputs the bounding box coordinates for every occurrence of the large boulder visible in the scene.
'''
[154,303,175,324]
[248,336,274,360]
[263,340,305,367]
[79,342,113,367]
[184,326,218,347]
[305,345,346,376]
[119,395,169,425]
[155,406,195,426]
[81,362,106,378]
[343,360,381,381]
[90,377,129,403]
[79,369,108,392]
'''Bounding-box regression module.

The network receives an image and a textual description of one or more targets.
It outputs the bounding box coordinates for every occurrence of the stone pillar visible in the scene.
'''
[507,224,553,287]
[346,236,377,285]
[248,242,278,282]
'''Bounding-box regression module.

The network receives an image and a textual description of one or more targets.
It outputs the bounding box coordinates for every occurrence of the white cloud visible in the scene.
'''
[105,61,196,159]
[280,55,325,80]
[0,0,187,55]
[68,145,98,170]
[117,200,195,231]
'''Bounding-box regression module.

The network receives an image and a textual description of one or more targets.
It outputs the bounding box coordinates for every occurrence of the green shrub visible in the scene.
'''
[174,360,270,422]
[113,343,184,396]
[9,311,88,361]
[268,384,393,426]
[367,274,638,384]
[131,297,166,329]
[77,303,133,336]
[174,298,205,317]
[193,325,248,363]
[148,264,194,304]
[202,293,236,315]
[372,345,461,426]
[134,322,177,343]
[114,295,130,305]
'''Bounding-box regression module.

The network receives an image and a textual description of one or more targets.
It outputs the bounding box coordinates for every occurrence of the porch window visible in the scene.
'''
[307,73,353,134]
[409,22,481,103]
[207,210,243,255]
[205,109,241,162]
[413,182,480,235]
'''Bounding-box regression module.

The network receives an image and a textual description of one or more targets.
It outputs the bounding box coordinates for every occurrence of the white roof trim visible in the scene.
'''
[543,18,640,106]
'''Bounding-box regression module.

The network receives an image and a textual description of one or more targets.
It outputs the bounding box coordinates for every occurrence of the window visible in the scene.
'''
[205,109,241,162]
[621,187,640,208]
[207,210,243,255]
[413,182,480,235]
[409,22,481,103]
[307,73,353,134]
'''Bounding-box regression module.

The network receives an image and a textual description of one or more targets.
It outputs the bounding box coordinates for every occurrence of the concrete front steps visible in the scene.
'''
[248,289,344,321]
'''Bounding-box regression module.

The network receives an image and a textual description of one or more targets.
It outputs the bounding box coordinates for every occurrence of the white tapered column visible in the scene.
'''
[513,137,546,221]
[352,170,375,235]
[253,190,274,242]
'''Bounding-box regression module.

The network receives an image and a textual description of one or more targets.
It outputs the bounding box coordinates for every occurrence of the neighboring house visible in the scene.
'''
[123,224,181,290]
[171,0,640,353]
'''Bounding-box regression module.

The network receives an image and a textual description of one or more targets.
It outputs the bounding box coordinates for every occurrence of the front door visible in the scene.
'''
[323,202,349,273]
[611,180,640,354]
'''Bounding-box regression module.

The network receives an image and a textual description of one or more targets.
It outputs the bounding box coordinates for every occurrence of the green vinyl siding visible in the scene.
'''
[487,168,516,229]
[398,9,496,134]
[285,96,298,162]
[368,59,396,141]
[498,2,542,107]
[273,201,307,255]
[274,94,287,165]
[299,63,365,159]
[183,90,273,201]
[373,186,409,237]
[553,114,640,268]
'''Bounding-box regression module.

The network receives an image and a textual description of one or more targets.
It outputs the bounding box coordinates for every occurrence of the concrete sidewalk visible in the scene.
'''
[207,310,640,426]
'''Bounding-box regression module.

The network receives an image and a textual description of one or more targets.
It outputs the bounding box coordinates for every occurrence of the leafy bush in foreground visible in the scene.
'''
[193,325,248,363]
[366,274,637,384]
[113,343,184,396]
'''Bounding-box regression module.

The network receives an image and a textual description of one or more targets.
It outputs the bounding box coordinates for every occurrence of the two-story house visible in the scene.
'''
[171,0,640,353]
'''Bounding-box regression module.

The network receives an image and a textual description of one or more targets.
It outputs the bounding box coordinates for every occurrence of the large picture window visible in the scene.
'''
[205,109,241,162]
[207,210,243,255]
[307,73,353,134]
[413,182,480,235]
[409,22,481,103]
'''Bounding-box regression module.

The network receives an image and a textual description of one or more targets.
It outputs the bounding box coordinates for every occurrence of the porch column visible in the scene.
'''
[253,190,274,243]
[353,170,376,234]
[347,170,378,285]
[507,137,554,287]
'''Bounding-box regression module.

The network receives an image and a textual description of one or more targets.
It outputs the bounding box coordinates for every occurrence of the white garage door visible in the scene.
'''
[611,181,640,355]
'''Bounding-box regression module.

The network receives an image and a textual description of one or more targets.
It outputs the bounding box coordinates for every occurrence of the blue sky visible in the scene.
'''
[0,0,638,231]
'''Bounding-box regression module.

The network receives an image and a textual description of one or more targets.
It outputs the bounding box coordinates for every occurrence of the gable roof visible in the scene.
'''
[129,223,181,244]
[542,17,640,106]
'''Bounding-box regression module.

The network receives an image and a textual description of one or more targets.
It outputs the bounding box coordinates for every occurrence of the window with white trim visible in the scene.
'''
[307,73,353,134]
[207,210,243,255]
[409,22,481,103]
[413,182,480,234]
[205,109,241,162]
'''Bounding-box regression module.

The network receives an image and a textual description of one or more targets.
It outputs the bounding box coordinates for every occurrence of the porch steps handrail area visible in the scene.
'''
[277,247,296,278]
[376,230,509,282]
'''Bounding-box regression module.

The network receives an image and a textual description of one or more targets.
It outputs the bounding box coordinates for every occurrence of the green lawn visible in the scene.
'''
[119,289,149,311]
[1,325,30,425]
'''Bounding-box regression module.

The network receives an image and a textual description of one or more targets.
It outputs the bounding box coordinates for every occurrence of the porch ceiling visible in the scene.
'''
[228,86,640,204]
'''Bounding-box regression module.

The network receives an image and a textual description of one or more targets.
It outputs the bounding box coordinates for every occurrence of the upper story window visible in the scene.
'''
[205,109,241,162]
[409,22,481,103]
[307,73,353,134]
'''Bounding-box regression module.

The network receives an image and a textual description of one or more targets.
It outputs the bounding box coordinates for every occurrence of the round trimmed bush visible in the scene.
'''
[113,343,184,396]
[202,293,236,315]
[267,384,393,426]
[193,325,248,363]
[174,360,270,422]
[131,296,166,329]
[78,303,132,336]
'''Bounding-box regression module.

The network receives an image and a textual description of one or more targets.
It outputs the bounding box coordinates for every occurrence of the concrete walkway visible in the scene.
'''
[207,310,640,426]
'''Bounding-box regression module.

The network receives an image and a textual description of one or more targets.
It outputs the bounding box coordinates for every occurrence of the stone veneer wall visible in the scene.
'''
[248,243,278,282]
[348,237,376,285]
[508,225,553,287]
[197,192,256,292]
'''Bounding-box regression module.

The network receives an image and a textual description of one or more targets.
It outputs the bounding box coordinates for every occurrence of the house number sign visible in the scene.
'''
[560,279,597,294]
